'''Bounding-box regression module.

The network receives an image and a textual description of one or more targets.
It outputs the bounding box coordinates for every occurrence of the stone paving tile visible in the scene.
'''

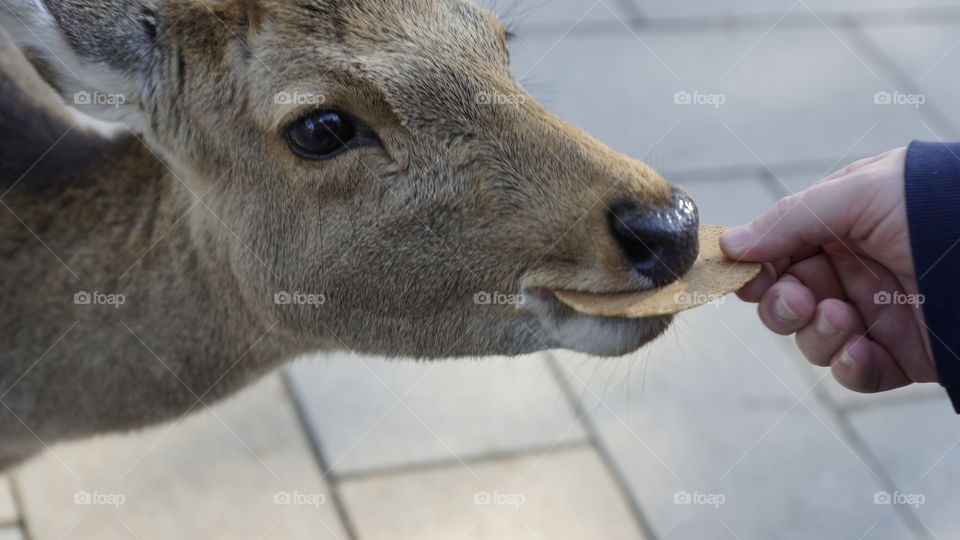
[0,478,16,526]
[340,446,647,540]
[859,22,960,136]
[849,399,960,539]
[509,17,936,175]
[14,375,347,540]
[552,295,915,539]
[0,527,22,540]
[629,0,960,20]
[287,352,586,475]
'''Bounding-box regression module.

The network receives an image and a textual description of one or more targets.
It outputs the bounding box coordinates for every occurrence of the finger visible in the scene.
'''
[738,252,846,304]
[720,181,865,262]
[829,255,937,383]
[757,275,817,335]
[737,248,844,303]
[737,262,778,302]
[819,150,897,184]
[795,299,865,367]
[783,254,847,302]
[831,335,913,393]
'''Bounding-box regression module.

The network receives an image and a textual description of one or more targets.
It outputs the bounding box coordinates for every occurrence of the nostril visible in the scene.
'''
[608,191,700,287]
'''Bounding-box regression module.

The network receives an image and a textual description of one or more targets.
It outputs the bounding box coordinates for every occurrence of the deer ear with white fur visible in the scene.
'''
[0,0,162,130]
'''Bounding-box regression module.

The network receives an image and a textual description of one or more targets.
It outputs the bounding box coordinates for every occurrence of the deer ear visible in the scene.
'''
[0,0,161,129]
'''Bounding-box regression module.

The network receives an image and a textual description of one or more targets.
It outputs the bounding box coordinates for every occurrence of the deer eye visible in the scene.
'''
[284,110,358,160]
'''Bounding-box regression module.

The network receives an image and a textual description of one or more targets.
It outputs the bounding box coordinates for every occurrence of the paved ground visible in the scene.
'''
[5,1,960,539]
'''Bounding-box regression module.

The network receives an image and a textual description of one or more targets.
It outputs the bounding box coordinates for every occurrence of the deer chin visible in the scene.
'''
[518,287,672,357]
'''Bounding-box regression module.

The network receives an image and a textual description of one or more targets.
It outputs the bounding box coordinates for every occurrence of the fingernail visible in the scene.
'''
[838,348,856,368]
[815,314,841,337]
[774,294,799,322]
[720,224,754,255]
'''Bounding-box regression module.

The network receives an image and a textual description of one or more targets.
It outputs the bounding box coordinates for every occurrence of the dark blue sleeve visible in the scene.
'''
[905,141,960,413]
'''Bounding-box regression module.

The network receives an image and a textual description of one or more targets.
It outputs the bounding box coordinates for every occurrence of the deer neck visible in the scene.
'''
[0,132,303,441]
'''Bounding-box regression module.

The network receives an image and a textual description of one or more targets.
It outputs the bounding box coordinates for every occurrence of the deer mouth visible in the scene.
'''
[519,287,672,357]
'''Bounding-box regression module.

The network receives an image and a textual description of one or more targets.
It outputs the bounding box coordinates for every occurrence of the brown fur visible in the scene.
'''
[0,0,695,469]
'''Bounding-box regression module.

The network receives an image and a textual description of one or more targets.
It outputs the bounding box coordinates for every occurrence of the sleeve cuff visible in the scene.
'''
[905,141,960,413]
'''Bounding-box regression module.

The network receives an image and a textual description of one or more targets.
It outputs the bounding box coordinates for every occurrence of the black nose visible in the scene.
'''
[608,190,700,287]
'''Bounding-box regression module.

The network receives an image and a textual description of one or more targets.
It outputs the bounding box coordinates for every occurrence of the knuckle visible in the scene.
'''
[768,194,802,224]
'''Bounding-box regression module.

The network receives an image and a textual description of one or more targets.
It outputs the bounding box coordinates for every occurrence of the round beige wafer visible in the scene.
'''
[555,225,761,318]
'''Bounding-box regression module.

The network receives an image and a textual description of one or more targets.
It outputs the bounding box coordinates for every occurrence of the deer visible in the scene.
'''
[0,0,700,470]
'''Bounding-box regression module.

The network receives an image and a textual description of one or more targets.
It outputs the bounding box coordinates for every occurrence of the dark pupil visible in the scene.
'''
[292,111,353,156]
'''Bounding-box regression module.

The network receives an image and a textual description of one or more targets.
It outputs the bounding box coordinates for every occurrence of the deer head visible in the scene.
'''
[1,0,699,360]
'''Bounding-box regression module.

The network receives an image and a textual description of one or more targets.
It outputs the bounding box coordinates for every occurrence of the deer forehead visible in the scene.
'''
[144,0,513,128]
[227,2,517,136]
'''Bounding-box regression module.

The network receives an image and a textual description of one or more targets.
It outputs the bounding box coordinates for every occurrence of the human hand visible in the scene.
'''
[720,148,936,393]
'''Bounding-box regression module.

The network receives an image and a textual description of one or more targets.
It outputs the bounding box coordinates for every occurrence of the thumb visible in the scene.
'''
[720,182,861,262]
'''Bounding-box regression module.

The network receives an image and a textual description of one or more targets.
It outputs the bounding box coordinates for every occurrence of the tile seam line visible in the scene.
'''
[332,440,594,484]
[7,476,30,540]
[845,18,960,137]
[806,379,936,540]
[280,370,360,540]
[544,351,660,540]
